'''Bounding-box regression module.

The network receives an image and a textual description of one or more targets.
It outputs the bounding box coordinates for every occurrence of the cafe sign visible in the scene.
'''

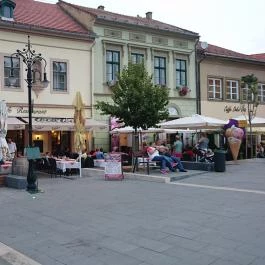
[224,105,247,114]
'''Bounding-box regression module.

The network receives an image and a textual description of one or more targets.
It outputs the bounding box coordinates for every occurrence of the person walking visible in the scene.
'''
[197,132,209,151]
[173,135,183,159]
[7,137,17,160]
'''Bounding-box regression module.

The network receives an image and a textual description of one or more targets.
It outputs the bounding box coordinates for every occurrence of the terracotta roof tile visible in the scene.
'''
[248,53,265,60]
[199,42,265,62]
[58,0,198,37]
[12,0,89,35]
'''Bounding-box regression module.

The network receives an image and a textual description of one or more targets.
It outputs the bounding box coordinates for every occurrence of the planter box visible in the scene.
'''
[182,161,214,171]
[5,175,27,189]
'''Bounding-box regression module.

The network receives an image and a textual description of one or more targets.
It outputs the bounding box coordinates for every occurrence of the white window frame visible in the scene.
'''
[242,84,254,102]
[208,77,222,100]
[51,59,69,93]
[257,83,265,103]
[1,54,23,91]
[226,79,239,101]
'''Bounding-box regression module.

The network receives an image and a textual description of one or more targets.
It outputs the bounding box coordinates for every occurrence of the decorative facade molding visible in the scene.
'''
[152,36,168,46]
[104,29,122,39]
[129,32,146,43]
[174,39,189,49]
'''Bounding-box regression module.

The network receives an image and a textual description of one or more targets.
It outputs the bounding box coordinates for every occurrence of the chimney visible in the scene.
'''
[97,5,105,10]
[146,12,152,19]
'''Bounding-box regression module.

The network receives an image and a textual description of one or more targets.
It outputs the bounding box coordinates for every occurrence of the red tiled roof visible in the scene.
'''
[12,0,89,35]
[204,43,250,59]
[249,53,265,60]
[58,0,198,37]
[199,42,265,62]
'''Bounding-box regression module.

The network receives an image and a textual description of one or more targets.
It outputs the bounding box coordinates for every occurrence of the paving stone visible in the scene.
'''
[0,159,265,265]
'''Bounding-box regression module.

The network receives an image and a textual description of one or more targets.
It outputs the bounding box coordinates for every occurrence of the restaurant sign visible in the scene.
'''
[8,106,48,116]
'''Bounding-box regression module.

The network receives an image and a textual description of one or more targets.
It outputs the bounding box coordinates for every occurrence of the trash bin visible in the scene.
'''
[214,149,226,172]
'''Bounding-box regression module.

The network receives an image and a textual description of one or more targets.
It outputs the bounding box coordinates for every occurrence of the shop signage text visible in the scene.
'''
[8,106,47,115]
[224,105,246,113]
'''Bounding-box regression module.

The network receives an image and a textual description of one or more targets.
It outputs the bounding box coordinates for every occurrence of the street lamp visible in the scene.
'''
[10,36,49,191]
[195,41,208,114]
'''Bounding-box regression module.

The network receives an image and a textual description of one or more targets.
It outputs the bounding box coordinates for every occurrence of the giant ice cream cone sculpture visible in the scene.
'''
[226,125,244,162]
[228,137,241,161]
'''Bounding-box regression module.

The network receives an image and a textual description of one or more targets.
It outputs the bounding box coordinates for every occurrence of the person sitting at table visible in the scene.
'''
[95,148,105,159]
[146,146,175,174]
[155,143,188,172]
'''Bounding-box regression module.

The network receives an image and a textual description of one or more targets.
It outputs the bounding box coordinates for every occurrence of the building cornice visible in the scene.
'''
[95,19,198,40]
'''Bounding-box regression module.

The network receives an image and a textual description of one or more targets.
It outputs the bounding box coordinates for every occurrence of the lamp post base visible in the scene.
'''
[27,160,38,192]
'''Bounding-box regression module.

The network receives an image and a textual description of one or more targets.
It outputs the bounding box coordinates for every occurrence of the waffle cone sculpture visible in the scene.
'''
[228,137,241,161]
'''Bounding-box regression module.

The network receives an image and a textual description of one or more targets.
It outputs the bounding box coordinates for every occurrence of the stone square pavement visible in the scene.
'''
[0,158,265,265]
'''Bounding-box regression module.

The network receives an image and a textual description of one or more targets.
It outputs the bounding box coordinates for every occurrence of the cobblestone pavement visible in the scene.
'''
[0,159,265,265]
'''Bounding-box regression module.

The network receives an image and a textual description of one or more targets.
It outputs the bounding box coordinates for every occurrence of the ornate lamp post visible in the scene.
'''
[10,36,49,191]
[196,41,208,114]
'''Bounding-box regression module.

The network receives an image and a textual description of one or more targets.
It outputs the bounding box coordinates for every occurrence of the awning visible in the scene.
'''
[7,117,26,130]
[22,117,108,131]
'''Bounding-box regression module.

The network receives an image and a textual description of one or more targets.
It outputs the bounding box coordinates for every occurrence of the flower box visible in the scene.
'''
[177,86,190,96]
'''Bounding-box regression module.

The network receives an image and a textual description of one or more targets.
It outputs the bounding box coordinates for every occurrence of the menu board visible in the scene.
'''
[104,153,124,180]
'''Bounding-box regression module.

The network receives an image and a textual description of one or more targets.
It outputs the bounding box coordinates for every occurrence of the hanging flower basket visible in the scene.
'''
[177,86,190,96]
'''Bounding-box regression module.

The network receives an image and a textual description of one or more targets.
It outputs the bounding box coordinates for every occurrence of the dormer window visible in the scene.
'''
[0,0,16,20]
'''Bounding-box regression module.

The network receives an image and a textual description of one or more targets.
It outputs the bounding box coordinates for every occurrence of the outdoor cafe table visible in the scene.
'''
[56,159,80,173]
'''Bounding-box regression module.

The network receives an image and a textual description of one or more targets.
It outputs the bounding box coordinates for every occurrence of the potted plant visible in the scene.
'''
[177,86,190,96]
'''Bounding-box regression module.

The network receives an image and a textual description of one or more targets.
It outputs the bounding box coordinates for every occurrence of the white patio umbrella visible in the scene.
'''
[232,115,265,127]
[110,126,165,134]
[158,114,227,130]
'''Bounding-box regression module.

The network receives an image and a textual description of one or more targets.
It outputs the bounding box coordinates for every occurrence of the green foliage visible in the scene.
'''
[241,74,259,104]
[95,62,169,130]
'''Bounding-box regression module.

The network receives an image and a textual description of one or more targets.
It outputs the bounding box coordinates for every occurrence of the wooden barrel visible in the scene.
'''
[12,157,29,177]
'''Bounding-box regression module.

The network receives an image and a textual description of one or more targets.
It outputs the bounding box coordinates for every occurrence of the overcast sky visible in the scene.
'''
[42,0,265,55]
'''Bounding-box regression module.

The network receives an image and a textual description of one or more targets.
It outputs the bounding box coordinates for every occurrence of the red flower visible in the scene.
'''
[178,86,190,96]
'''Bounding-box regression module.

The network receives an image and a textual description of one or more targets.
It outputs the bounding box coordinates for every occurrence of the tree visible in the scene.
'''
[95,62,169,151]
[240,74,259,158]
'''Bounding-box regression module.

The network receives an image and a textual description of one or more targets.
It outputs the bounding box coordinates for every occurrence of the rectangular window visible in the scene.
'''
[208,78,222,100]
[154,56,166,86]
[226,80,239,100]
[4,56,20,88]
[3,6,12,18]
[106,50,120,82]
[258,83,265,103]
[131,53,144,64]
[176,59,187,86]
[242,84,254,101]
[53,61,67,91]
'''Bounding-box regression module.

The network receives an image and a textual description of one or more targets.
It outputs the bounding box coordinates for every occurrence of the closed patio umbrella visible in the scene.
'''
[73,92,86,177]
